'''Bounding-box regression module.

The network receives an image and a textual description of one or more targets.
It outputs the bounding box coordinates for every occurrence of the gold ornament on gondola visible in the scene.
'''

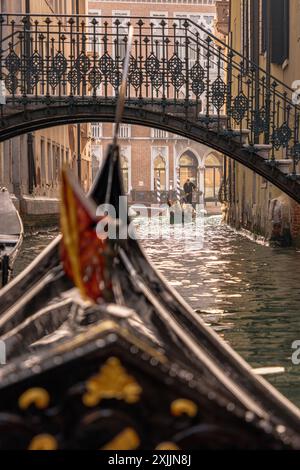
[170,399,198,417]
[18,388,50,410]
[155,442,180,450]
[82,357,142,407]
[28,434,58,451]
[101,427,140,450]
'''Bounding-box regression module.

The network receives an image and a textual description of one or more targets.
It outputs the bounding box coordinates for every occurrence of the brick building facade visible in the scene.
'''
[89,0,223,206]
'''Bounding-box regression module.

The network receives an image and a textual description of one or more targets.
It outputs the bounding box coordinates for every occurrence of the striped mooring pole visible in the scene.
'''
[176,170,181,202]
[156,177,161,204]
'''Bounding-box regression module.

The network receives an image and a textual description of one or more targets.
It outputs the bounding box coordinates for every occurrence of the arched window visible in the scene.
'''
[121,155,129,194]
[154,155,166,190]
[204,154,223,200]
[179,151,198,188]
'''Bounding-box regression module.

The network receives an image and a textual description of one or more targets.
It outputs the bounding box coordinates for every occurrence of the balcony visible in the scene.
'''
[91,123,103,141]
[151,129,168,140]
[118,124,131,139]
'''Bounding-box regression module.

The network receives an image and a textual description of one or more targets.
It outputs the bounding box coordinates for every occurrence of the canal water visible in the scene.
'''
[14,216,300,408]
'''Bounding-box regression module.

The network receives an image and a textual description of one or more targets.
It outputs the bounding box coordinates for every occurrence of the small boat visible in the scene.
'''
[0,188,23,288]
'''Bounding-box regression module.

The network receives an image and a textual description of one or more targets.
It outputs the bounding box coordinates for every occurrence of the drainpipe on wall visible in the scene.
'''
[27,132,36,194]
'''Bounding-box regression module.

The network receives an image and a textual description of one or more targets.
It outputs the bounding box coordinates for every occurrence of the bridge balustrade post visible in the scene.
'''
[103,21,109,100]
[285,98,292,160]
[226,50,233,132]
[184,20,190,123]
[205,36,212,126]
[253,64,260,144]
[0,15,5,107]
[90,18,98,99]
[21,16,29,97]
[45,17,52,99]
[161,19,166,105]
[137,19,144,102]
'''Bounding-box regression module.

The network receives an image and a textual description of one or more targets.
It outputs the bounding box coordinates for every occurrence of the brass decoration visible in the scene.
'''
[170,399,198,418]
[51,320,167,365]
[101,427,140,450]
[156,442,180,450]
[28,434,58,451]
[82,357,142,407]
[19,388,50,410]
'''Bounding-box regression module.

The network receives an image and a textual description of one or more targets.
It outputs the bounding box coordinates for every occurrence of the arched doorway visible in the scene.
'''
[154,155,166,190]
[204,154,223,201]
[120,155,129,194]
[179,151,198,188]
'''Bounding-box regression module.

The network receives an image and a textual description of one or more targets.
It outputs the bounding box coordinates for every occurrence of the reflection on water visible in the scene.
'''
[13,217,300,408]
[14,231,58,277]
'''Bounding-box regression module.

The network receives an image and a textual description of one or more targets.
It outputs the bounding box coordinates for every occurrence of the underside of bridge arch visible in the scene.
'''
[1,103,300,203]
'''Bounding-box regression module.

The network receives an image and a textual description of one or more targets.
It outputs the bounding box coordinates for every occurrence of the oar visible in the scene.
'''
[113,25,134,149]
[104,24,133,206]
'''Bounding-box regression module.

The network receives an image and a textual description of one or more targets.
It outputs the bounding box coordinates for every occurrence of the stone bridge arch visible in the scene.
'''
[1,102,300,203]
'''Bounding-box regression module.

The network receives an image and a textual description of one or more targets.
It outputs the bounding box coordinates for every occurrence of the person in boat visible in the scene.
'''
[183,179,196,205]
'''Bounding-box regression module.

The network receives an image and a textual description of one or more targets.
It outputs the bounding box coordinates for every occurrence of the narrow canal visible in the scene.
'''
[14,216,300,408]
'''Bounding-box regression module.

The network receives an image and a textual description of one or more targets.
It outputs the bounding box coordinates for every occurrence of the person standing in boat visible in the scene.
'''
[183,179,196,205]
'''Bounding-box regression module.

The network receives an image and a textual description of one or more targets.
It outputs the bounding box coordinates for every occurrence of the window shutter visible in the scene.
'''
[271,0,289,65]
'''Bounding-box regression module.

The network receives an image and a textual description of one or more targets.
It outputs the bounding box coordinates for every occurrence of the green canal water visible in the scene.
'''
[14,216,300,408]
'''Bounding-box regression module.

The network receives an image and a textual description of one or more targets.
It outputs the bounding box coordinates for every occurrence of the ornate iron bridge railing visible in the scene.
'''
[0,13,300,191]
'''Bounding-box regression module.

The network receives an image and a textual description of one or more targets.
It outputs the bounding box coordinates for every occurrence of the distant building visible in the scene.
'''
[92,123,223,206]
[89,0,223,207]
[0,0,91,228]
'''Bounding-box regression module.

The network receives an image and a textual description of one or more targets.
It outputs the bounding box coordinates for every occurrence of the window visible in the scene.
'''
[179,151,198,187]
[241,0,250,64]
[204,154,222,200]
[91,144,102,181]
[52,144,60,182]
[40,139,46,184]
[47,142,52,184]
[61,148,65,166]
[154,155,166,190]
[252,172,257,205]
[261,0,289,64]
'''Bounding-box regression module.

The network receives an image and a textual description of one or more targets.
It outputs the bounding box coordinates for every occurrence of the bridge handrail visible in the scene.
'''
[0,12,297,110]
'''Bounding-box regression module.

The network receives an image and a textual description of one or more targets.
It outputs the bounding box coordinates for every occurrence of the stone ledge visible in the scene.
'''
[243,144,272,159]
[20,196,60,216]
